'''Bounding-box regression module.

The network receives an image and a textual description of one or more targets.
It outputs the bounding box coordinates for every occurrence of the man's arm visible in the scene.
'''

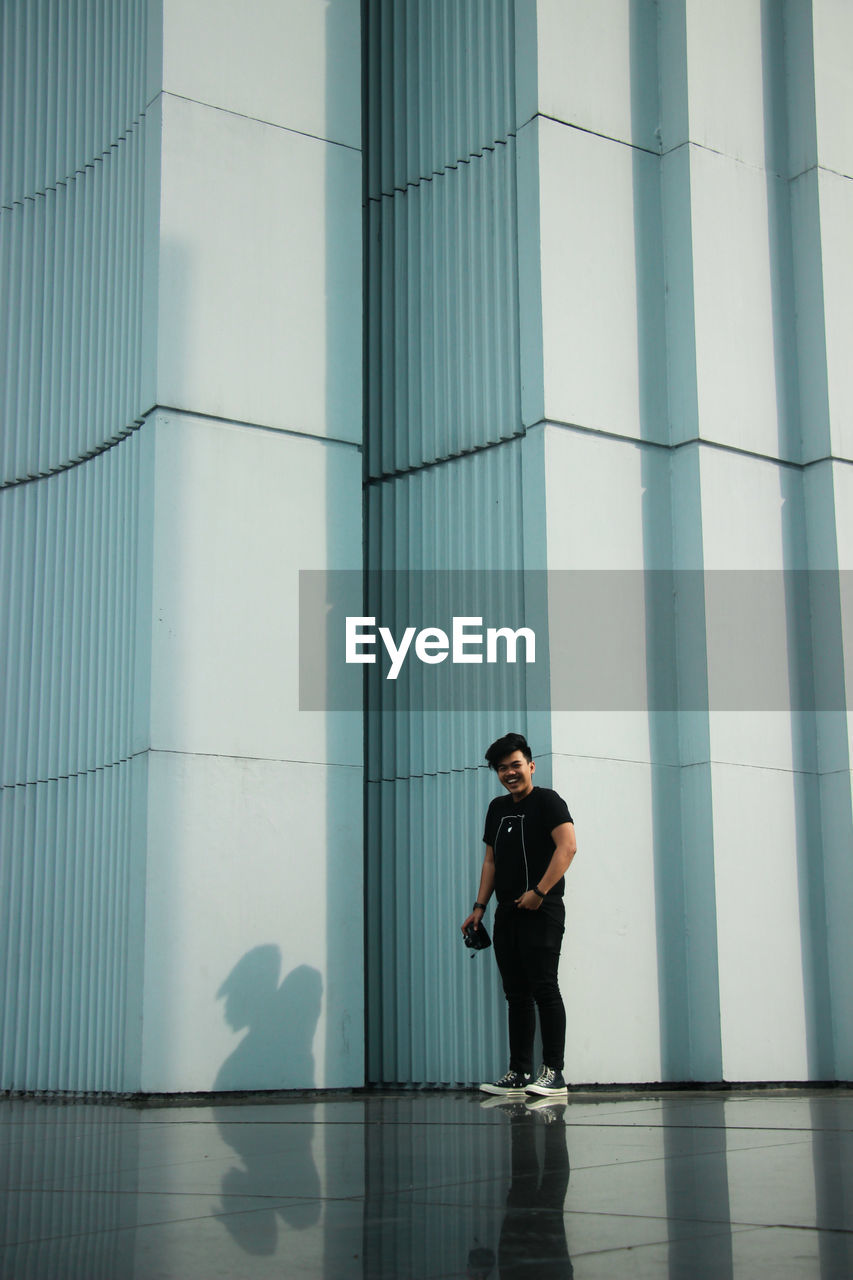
[461,845,495,933]
[516,822,577,910]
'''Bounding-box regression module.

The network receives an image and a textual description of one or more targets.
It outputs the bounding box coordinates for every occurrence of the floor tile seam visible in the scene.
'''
[1,1184,329,1203]
[569,1222,766,1262]
[565,1134,813,1175]
[562,1206,853,1236]
[379,1188,852,1238]
[364,1171,540,1200]
[406,1131,812,1183]
[0,1195,330,1252]
[392,1190,568,1214]
[566,1121,851,1134]
[390,1197,748,1235]
[726,1219,853,1237]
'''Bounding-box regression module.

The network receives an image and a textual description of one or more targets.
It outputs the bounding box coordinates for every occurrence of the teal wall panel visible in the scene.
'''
[0,438,150,1093]
[364,0,515,200]
[0,0,157,1092]
[365,0,520,477]
[1,0,156,485]
[364,447,549,1082]
[363,0,545,1084]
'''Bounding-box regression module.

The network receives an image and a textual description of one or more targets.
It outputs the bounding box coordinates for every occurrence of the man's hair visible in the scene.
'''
[484,732,533,770]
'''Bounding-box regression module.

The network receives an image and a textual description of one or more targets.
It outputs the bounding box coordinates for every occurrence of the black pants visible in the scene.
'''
[493,904,566,1075]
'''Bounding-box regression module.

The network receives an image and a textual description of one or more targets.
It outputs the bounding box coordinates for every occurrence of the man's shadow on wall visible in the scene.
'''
[213,946,323,1255]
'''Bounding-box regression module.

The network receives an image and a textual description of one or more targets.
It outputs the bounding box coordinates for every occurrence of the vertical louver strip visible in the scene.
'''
[0,0,151,486]
[0,0,154,1093]
[364,0,528,1085]
[364,435,540,1082]
[1,441,148,1093]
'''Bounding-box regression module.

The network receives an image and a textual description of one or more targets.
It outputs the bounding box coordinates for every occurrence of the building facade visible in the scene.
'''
[2,0,851,1094]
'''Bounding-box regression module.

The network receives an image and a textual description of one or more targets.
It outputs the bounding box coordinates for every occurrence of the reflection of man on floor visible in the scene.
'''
[213,948,323,1254]
[467,1105,573,1279]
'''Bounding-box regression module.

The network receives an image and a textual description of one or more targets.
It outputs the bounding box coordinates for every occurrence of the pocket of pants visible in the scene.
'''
[523,917,564,952]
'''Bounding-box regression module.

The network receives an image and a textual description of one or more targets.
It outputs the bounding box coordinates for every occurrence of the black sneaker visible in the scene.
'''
[479,1069,532,1096]
[525,1066,568,1097]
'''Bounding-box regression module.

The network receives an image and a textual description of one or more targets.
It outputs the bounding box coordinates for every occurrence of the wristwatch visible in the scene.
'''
[473,902,487,912]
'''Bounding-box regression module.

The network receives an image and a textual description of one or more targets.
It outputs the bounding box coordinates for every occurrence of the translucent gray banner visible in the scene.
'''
[299,570,852,712]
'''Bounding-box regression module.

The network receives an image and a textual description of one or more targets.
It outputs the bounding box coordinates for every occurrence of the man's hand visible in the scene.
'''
[515,890,543,911]
[461,907,484,934]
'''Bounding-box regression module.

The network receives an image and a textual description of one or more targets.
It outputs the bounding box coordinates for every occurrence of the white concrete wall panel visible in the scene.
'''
[683,0,766,167]
[689,150,784,458]
[544,425,676,766]
[142,4,365,1095]
[711,764,809,1081]
[533,0,658,150]
[545,425,668,1082]
[689,447,818,1079]
[148,411,361,765]
[157,94,361,441]
[142,751,363,1092]
[538,119,666,441]
[818,171,853,462]
[826,464,853,574]
[554,753,662,1083]
[162,0,361,150]
[143,413,363,1091]
[544,426,672,570]
[695,447,810,772]
[812,0,853,179]
[693,447,799,571]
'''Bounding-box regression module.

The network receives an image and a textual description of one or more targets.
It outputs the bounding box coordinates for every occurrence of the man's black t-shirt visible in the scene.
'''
[482,786,573,911]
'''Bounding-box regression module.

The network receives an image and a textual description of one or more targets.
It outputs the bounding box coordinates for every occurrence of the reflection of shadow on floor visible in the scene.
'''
[469,1105,573,1279]
[213,947,323,1255]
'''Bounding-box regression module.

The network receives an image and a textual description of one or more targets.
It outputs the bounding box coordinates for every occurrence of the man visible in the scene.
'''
[461,732,577,1098]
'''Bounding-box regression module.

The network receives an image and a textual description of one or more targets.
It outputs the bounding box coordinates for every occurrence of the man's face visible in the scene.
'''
[495,751,535,800]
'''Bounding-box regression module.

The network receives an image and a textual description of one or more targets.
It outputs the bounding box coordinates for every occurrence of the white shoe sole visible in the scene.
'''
[525,1084,568,1097]
[479,1084,528,1096]
[525,1095,567,1112]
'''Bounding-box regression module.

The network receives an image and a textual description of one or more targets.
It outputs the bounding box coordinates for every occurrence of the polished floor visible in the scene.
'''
[1,1087,852,1278]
